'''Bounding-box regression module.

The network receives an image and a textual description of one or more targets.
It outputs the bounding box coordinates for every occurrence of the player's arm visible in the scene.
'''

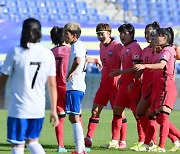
[109,60,141,77]
[134,60,167,71]
[86,57,102,68]
[0,74,8,89]
[67,57,80,81]
[48,76,59,127]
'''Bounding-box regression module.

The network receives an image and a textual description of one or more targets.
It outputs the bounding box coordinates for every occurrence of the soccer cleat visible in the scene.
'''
[168,144,180,152]
[85,147,91,152]
[150,146,166,152]
[130,142,143,151]
[119,141,127,149]
[71,151,88,154]
[57,146,68,152]
[84,137,92,147]
[101,140,119,149]
[134,144,149,152]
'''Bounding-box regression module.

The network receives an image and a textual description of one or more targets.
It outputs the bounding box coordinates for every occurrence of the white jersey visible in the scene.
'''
[0,43,56,118]
[66,40,86,92]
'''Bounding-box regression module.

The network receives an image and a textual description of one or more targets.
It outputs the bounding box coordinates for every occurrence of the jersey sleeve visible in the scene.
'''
[0,49,14,75]
[47,51,56,76]
[160,50,171,62]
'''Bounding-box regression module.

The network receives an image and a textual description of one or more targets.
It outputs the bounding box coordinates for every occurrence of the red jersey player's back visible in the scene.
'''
[100,39,122,92]
[51,46,70,91]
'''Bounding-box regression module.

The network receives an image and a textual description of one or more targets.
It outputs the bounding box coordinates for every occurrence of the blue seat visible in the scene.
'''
[99,15,109,22]
[79,15,89,22]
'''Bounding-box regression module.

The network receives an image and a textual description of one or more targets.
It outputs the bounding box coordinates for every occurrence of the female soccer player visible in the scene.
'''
[84,23,128,149]
[50,26,70,153]
[0,18,59,154]
[109,23,144,150]
[64,22,87,154]
[134,27,180,152]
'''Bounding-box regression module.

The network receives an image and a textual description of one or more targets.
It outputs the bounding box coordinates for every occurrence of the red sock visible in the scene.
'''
[138,114,148,135]
[156,113,169,148]
[120,118,127,141]
[86,116,99,138]
[169,121,180,139]
[112,115,122,140]
[55,117,65,147]
[152,120,158,144]
[137,119,145,142]
[144,119,156,145]
[168,132,179,143]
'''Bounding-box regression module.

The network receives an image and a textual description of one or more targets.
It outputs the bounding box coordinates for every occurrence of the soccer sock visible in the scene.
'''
[120,118,127,142]
[86,116,99,138]
[168,131,179,143]
[72,122,85,153]
[156,112,169,148]
[112,115,122,141]
[55,114,66,147]
[138,114,148,134]
[26,141,45,154]
[136,118,145,142]
[144,119,156,145]
[169,121,180,139]
[11,147,24,154]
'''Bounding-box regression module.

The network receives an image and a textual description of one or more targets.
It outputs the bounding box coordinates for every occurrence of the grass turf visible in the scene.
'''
[0,109,180,153]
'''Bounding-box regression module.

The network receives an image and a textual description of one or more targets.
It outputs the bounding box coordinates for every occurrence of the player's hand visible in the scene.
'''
[109,69,121,77]
[66,73,73,81]
[134,64,146,71]
[50,111,59,127]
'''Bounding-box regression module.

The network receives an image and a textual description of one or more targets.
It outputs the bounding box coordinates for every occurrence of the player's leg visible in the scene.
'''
[55,91,67,152]
[66,90,86,154]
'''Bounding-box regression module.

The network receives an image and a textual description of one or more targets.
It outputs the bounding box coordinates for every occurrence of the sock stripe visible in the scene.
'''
[58,114,66,118]
[89,118,99,123]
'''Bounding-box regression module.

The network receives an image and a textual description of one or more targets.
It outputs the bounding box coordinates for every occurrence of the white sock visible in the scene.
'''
[26,141,45,154]
[11,147,24,154]
[174,140,179,146]
[72,122,85,153]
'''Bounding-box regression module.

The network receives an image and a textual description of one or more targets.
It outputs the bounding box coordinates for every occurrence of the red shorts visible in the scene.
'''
[57,90,66,112]
[141,83,152,104]
[93,86,117,109]
[114,82,141,112]
[150,84,177,112]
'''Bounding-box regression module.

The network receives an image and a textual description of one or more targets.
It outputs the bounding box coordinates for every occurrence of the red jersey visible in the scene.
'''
[141,46,154,92]
[120,41,142,86]
[152,46,176,91]
[99,39,123,93]
[51,45,70,92]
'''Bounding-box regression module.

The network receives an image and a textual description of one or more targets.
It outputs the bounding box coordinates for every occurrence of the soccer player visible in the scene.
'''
[134,27,180,152]
[109,23,144,149]
[63,22,87,154]
[0,18,59,154]
[84,23,128,149]
[50,26,70,153]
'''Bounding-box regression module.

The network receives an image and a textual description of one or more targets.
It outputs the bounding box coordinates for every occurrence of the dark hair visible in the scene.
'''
[20,18,42,49]
[50,26,64,46]
[156,27,174,46]
[145,21,160,31]
[96,23,112,33]
[118,23,135,39]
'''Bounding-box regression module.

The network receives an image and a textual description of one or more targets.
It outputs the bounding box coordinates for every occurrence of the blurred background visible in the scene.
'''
[0,0,180,109]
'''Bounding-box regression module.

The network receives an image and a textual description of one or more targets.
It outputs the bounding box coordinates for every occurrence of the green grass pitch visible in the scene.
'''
[0,109,180,153]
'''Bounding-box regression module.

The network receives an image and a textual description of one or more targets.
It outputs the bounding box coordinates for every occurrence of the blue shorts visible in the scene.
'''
[7,117,44,144]
[65,90,84,115]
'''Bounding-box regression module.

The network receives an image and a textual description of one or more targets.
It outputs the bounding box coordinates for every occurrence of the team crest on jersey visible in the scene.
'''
[126,48,130,54]
[108,50,113,56]
[134,55,139,59]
